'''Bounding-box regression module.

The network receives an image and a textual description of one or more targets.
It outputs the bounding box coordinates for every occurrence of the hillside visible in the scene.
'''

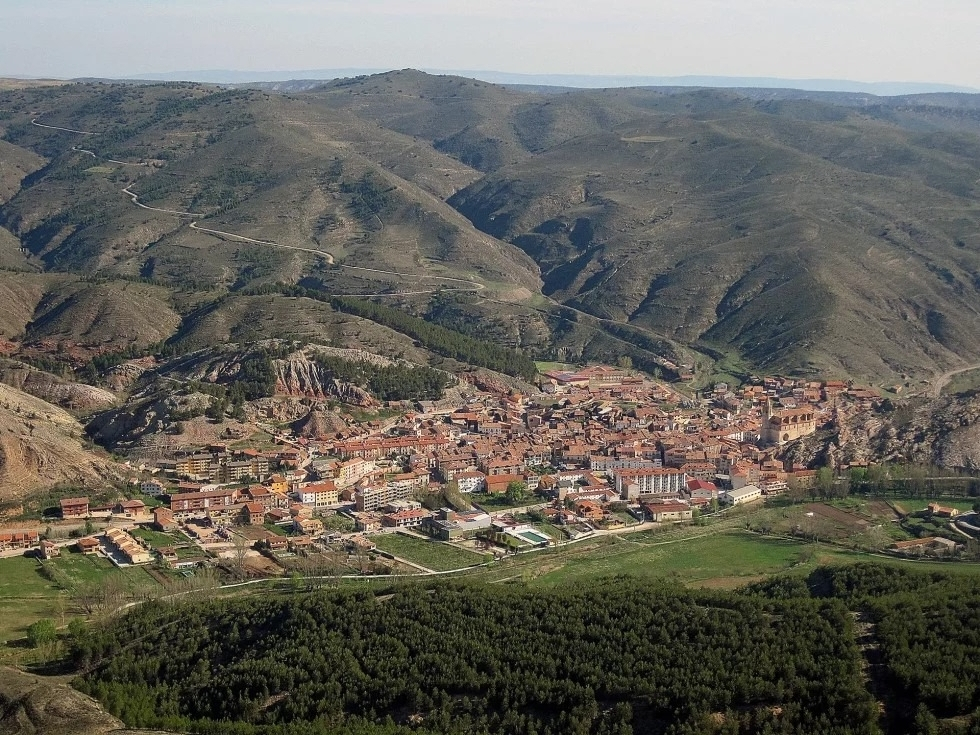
[1,74,980,384]
[0,382,124,502]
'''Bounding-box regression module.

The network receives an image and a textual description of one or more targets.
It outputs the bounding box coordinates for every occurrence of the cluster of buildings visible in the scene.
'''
[119,370,883,544]
[0,366,894,570]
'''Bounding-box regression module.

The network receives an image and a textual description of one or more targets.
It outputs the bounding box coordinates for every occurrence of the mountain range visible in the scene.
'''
[2,70,980,388]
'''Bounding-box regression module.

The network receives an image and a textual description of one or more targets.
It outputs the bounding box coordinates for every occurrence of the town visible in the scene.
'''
[1,365,903,577]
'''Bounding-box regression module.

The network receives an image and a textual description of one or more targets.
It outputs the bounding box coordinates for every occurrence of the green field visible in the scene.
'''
[534,361,579,373]
[371,533,486,572]
[0,550,160,654]
[527,532,809,587]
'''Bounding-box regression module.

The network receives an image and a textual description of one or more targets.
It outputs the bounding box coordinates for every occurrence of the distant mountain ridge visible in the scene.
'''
[110,68,979,95]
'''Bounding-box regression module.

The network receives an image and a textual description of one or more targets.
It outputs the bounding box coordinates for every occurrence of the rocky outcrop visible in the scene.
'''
[291,407,350,439]
[0,362,117,412]
[273,357,376,406]
[782,393,980,470]
[0,383,123,501]
[85,391,212,451]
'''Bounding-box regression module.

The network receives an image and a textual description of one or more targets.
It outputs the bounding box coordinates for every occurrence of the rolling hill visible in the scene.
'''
[2,73,980,384]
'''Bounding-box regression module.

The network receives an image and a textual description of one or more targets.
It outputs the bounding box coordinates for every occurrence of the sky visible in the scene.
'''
[2,0,979,88]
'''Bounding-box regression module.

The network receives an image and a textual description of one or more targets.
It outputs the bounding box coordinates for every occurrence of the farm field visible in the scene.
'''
[0,549,161,654]
[371,532,486,572]
[527,532,811,587]
[0,555,61,645]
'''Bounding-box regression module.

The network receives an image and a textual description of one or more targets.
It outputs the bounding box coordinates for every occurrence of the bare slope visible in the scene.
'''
[0,273,180,351]
[0,83,541,298]
[0,382,123,500]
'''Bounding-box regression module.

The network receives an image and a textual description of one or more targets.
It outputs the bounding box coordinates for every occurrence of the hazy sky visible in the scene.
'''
[2,0,979,87]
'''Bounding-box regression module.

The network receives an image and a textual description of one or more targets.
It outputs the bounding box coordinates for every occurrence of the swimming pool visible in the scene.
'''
[518,530,550,545]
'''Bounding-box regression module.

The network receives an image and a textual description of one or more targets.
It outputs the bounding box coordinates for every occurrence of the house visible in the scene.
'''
[642,500,694,523]
[928,503,960,518]
[352,512,382,532]
[38,539,60,559]
[104,528,153,565]
[289,535,314,553]
[245,486,277,509]
[153,506,178,532]
[266,508,290,524]
[76,536,100,555]
[114,499,147,518]
[263,534,289,552]
[573,500,606,522]
[381,508,431,529]
[0,530,40,552]
[347,534,377,553]
[158,546,179,566]
[240,502,266,526]
[141,479,166,495]
[60,497,89,519]
[268,474,289,494]
[293,517,324,536]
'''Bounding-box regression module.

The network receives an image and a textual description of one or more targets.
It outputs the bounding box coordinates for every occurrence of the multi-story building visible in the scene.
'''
[0,530,40,551]
[355,483,413,512]
[336,458,376,488]
[169,488,240,513]
[60,497,89,519]
[589,455,660,474]
[454,471,487,493]
[297,480,340,508]
[613,468,687,497]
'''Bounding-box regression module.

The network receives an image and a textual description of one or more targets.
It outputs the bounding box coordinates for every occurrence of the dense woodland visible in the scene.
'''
[73,577,881,735]
[750,566,980,734]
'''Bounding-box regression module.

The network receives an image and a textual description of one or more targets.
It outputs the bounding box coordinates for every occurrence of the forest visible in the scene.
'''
[72,576,883,735]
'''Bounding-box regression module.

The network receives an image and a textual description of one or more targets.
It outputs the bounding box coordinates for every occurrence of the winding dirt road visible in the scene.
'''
[931,363,980,398]
[31,115,485,296]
